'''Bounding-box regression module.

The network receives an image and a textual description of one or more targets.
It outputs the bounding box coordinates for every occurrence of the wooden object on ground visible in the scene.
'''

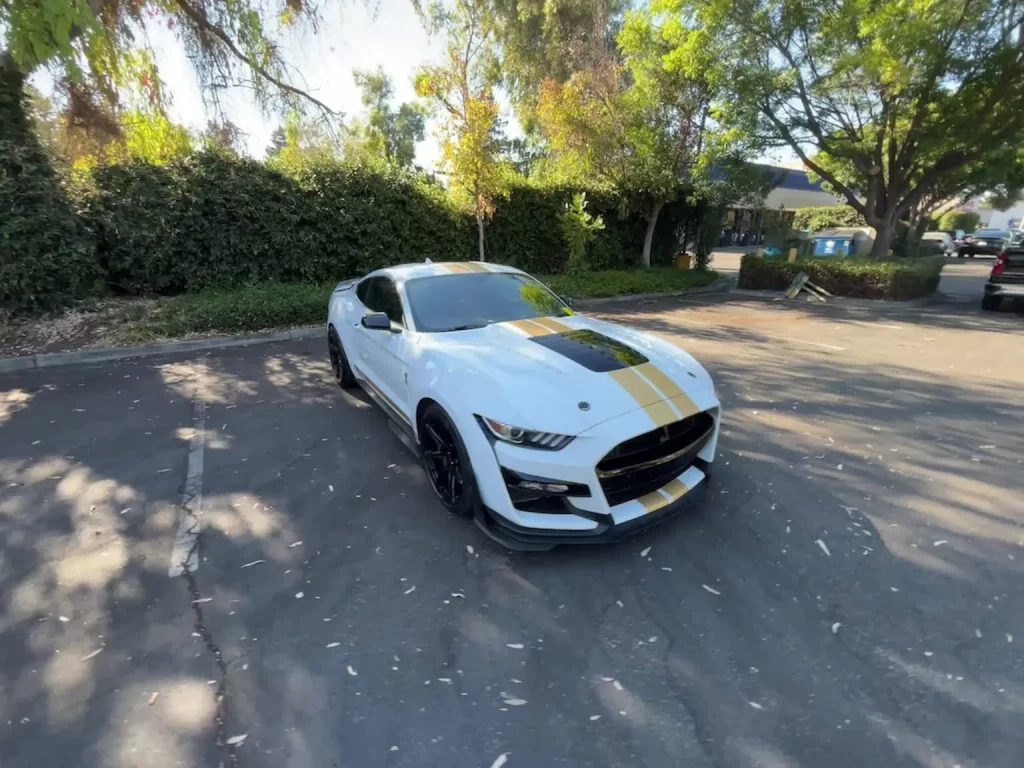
[783,272,832,302]
[787,248,798,262]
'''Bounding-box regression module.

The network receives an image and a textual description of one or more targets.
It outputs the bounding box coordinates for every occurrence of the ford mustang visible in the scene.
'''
[326,261,721,550]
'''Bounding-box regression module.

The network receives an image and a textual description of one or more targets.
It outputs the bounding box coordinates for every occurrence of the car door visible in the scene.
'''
[354,277,413,421]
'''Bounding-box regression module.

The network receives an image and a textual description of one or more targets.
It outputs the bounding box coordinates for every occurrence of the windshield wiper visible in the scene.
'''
[438,323,487,332]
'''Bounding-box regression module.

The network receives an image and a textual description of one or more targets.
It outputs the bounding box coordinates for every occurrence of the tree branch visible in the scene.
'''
[171,0,338,116]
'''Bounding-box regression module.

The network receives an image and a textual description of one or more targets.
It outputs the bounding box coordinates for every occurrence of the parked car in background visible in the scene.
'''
[959,229,1011,258]
[1010,230,1024,246]
[940,229,966,248]
[982,247,1024,311]
[921,231,954,255]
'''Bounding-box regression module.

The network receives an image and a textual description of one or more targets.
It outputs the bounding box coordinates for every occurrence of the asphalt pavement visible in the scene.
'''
[1,291,1022,768]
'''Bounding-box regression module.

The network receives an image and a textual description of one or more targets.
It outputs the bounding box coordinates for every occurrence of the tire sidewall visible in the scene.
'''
[422,404,480,518]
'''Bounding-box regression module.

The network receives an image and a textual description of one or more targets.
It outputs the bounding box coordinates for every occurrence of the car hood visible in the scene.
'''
[420,314,715,435]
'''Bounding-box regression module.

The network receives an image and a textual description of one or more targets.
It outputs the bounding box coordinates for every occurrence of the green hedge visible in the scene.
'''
[543,268,718,298]
[117,269,718,341]
[738,254,943,300]
[792,205,867,232]
[3,137,725,315]
[86,154,474,296]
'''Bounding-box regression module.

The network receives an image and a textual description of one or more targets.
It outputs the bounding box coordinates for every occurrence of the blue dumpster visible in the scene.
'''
[812,235,855,257]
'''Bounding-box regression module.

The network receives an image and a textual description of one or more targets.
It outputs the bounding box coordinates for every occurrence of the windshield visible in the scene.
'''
[404,272,572,332]
[975,229,1009,238]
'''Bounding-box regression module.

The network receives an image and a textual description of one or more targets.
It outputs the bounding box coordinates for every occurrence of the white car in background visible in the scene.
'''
[326,261,721,550]
[921,231,955,255]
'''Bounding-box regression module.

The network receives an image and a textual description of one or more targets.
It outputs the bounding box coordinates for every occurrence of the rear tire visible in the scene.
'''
[419,403,481,518]
[981,294,1002,311]
[328,327,356,389]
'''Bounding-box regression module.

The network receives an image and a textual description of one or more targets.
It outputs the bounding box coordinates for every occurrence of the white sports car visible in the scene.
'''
[327,261,721,550]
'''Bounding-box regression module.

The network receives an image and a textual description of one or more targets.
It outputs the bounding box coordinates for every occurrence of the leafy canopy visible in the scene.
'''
[674,0,1024,254]
[343,68,427,168]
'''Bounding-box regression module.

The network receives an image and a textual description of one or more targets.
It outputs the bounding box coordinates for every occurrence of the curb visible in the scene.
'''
[0,327,322,374]
[0,280,737,375]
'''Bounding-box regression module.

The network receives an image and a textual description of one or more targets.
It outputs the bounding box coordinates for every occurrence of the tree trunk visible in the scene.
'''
[870,218,895,260]
[0,49,31,144]
[476,213,486,262]
[641,198,666,268]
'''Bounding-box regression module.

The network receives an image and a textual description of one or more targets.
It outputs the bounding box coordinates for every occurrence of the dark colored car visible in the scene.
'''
[982,247,1024,310]
[959,228,1010,257]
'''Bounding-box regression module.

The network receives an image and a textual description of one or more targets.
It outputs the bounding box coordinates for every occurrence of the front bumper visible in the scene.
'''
[476,468,710,550]
[461,387,720,551]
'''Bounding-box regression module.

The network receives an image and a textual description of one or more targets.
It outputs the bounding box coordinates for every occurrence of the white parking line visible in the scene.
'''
[168,360,207,577]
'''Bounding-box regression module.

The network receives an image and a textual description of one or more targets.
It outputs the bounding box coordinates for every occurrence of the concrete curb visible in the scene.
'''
[0,279,737,375]
[0,327,322,374]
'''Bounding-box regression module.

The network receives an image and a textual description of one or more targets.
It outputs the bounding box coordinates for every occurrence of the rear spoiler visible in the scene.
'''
[333,278,358,294]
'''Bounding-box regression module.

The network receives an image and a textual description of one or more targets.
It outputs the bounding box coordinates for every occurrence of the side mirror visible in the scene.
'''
[560,295,575,308]
[361,312,392,331]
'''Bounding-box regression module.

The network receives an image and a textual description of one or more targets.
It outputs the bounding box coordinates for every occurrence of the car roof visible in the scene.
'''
[371,261,526,282]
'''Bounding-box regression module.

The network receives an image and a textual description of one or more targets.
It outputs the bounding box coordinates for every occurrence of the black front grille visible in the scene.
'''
[597,411,715,507]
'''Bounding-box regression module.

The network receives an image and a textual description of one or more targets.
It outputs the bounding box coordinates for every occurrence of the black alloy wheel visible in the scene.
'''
[420,404,478,517]
[328,328,356,389]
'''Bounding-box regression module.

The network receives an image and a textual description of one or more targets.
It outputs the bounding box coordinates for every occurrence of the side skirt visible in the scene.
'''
[353,372,422,458]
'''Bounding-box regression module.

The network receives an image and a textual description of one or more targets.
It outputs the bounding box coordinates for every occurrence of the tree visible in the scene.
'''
[266,127,288,159]
[938,210,981,233]
[679,0,1024,259]
[201,119,244,155]
[415,0,508,260]
[343,68,427,167]
[483,0,625,123]
[266,110,341,168]
[537,7,729,267]
[1,0,336,139]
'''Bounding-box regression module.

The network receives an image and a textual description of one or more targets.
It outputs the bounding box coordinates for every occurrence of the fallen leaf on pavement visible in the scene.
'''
[225,734,247,747]
[702,585,721,595]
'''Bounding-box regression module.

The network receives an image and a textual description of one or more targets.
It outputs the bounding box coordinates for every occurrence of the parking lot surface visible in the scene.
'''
[2,292,1022,768]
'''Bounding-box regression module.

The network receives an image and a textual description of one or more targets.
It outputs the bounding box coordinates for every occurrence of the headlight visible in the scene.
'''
[478,416,575,450]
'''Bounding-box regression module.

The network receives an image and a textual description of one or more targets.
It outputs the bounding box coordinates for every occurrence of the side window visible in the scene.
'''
[376,279,405,327]
[355,278,374,306]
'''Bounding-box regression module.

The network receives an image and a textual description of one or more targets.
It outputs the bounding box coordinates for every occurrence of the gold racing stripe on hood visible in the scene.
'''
[504,318,556,336]
[633,362,701,418]
[636,477,690,514]
[530,317,572,333]
[607,367,682,427]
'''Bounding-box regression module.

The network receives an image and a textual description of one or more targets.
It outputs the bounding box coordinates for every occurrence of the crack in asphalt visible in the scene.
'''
[180,543,242,768]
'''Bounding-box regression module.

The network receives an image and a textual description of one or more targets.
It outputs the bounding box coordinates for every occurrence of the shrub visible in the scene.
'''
[792,205,867,232]
[122,282,334,341]
[86,153,475,296]
[543,268,718,299]
[0,140,102,314]
[738,254,942,300]
[937,210,980,233]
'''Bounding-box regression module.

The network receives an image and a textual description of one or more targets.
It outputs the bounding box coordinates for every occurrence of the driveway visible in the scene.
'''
[2,294,1022,768]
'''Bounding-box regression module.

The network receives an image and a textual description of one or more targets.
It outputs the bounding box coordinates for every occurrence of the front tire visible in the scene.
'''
[419,403,481,518]
[981,294,1002,311]
[328,327,356,389]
